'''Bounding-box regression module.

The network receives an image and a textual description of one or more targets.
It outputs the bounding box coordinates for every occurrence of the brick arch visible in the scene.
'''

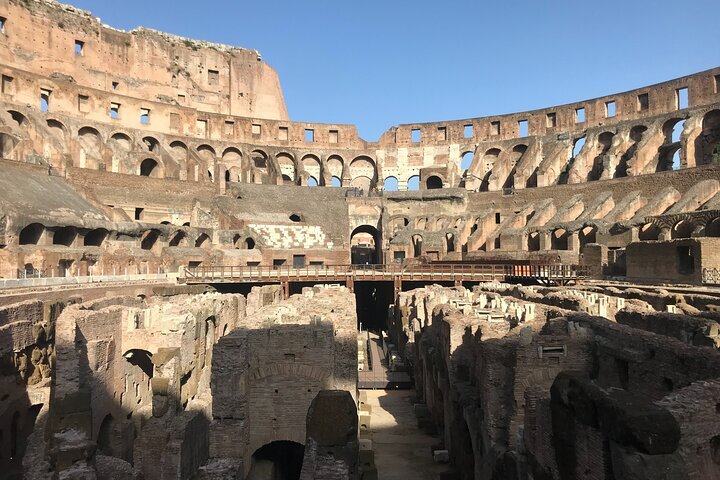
[246,362,331,383]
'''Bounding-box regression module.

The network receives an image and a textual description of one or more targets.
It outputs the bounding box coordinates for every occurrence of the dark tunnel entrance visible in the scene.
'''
[247,440,305,480]
[354,281,394,333]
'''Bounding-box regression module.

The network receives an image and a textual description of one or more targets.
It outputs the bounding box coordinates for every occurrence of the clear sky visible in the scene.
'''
[70,0,720,141]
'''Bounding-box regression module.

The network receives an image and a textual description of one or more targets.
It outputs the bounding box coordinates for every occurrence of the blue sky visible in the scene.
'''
[71,0,720,141]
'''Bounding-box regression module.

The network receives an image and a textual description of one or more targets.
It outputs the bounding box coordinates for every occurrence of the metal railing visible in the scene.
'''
[182,263,598,283]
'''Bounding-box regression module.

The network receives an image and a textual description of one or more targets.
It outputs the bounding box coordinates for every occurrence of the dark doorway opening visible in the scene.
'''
[248,440,305,480]
[351,225,381,264]
[354,281,394,332]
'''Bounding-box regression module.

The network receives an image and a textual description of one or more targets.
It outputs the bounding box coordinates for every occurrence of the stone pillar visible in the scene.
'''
[539,232,552,251]
[567,231,580,252]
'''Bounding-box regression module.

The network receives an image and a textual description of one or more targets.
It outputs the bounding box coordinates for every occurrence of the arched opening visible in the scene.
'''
[8,404,42,469]
[696,110,720,166]
[141,136,159,153]
[573,137,586,157]
[350,176,371,190]
[616,125,647,178]
[307,176,318,187]
[331,176,342,187]
[277,153,296,185]
[244,238,256,249]
[579,226,597,250]
[169,231,186,247]
[426,176,443,189]
[195,233,211,248]
[349,156,376,189]
[248,440,305,480]
[480,149,500,191]
[527,232,540,251]
[446,233,455,253]
[551,228,568,250]
[460,151,474,171]
[639,223,660,241]
[301,155,322,185]
[412,234,423,257]
[504,145,526,189]
[123,349,153,378]
[706,218,720,237]
[351,225,381,264]
[672,220,694,239]
[84,228,108,247]
[407,175,420,191]
[141,230,160,250]
[588,133,614,181]
[8,110,28,127]
[139,158,160,177]
[19,223,44,245]
[327,155,344,180]
[96,414,115,457]
[383,176,398,191]
[53,226,77,246]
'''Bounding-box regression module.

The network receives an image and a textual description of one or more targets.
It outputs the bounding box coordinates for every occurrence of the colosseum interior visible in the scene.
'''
[0,1,719,479]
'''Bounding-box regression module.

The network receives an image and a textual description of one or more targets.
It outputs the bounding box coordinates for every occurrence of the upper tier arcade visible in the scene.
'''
[0,1,718,194]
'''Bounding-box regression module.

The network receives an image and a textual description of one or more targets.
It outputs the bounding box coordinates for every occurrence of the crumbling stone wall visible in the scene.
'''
[395,284,720,480]
[211,285,358,477]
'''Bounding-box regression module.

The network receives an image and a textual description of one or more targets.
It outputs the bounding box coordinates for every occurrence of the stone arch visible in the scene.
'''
[78,126,103,170]
[706,217,720,237]
[696,110,720,166]
[350,176,372,190]
[139,158,162,178]
[123,349,153,378]
[505,144,527,189]
[445,232,456,252]
[551,228,568,250]
[140,230,161,251]
[351,225,381,264]
[527,231,540,251]
[168,230,187,247]
[349,156,376,188]
[383,176,399,191]
[142,136,160,153]
[84,228,108,247]
[221,147,243,182]
[276,152,296,184]
[8,110,28,128]
[426,175,443,189]
[616,125,648,178]
[251,149,269,183]
[672,219,694,239]
[19,223,44,245]
[327,155,344,180]
[53,226,77,246]
[579,225,597,249]
[301,154,322,186]
[247,362,332,383]
[195,233,211,248]
[96,414,116,456]
[248,440,305,480]
[638,223,660,241]
[460,151,474,171]
[412,234,423,257]
[407,175,420,191]
[480,148,501,192]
